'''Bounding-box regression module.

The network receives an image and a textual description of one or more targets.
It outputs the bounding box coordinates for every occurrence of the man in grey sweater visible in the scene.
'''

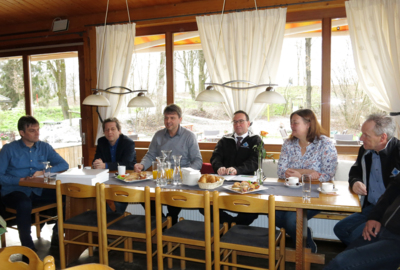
[134,104,202,223]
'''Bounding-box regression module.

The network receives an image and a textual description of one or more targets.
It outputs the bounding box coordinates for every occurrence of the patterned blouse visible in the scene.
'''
[277,135,338,182]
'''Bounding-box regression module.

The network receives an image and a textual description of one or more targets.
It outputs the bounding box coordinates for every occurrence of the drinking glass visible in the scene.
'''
[42,161,51,183]
[172,155,182,185]
[302,174,312,200]
[152,161,158,179]
[77,157,84,169]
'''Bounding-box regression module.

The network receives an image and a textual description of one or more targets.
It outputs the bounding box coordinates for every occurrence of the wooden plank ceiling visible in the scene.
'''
[0,0,346,28]
[0,0,199,26]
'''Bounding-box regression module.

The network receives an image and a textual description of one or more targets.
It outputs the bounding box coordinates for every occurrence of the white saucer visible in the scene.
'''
[284,182,302,188]
[317,187,338,194]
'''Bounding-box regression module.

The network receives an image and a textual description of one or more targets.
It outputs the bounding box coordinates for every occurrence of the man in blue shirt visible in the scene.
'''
[0,116,69,250]
[93,117,136,213]
[334,113,400,246]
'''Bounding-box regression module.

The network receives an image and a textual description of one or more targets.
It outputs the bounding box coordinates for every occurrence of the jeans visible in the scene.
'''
[275,209,320,248]
[199,208,259,226]
[324,227,400,270]
[106,202,128,214]
[1,189,57,250]
[334,204,374,246]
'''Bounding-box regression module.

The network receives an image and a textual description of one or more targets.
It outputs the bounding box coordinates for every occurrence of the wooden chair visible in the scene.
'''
[0,185,58,247]
[56,181,115,269]
[213,192,285,270]
[155,187,224,270]
[99,184,167,269]
[64,264,114,269]
[0,246,55,270]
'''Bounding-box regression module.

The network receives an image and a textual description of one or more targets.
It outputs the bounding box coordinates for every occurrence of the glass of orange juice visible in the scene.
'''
[152,161,158,179]
[166,162,173,182]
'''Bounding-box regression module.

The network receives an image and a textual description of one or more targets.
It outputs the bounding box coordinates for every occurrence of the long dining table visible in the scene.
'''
[20,174,361,270]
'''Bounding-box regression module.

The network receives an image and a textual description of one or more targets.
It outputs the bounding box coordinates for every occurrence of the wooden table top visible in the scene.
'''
[19,174,361,213]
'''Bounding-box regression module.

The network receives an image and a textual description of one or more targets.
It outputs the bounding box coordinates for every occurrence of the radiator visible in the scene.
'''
[126,204,340,240]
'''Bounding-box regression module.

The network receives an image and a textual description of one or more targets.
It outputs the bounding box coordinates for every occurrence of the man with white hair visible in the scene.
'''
[334,113,400,246]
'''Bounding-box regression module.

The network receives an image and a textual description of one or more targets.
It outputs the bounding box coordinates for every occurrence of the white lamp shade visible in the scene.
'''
[127,95,155,107]
[82,94,110,106]
[254,90,286,104]
[195,89,225,102]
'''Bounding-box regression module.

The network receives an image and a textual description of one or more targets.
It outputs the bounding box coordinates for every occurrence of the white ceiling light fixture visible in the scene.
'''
[82,0,155,121]
[254,86,286,104]
[195,0,286,105]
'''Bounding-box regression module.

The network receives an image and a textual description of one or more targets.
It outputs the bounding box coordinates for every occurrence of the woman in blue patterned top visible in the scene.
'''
[276,109,338,253]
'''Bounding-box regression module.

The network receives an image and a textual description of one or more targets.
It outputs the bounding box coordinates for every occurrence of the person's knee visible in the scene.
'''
[16,197,33,214]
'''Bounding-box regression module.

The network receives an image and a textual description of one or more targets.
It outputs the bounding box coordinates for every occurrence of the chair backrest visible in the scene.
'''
[335,160,355,181]
[212,192,277,270]
[279,128,288,140]
[101,184,148,204]
[65,263,115,269]
[334,134,353,141]
[262,159,278,178]
[204,130,220,136]
[0,246,55,270]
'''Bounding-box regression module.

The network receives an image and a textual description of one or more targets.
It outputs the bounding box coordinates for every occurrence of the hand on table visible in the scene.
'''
[32,170,44,177]
[226,167,237,175]
[134,163,144,172]
[362,220,381,241]
[352,181,367,196]
[285,169,301,178]
[309,171,322,180]
[93,158,106,169]
[217,167,227,175]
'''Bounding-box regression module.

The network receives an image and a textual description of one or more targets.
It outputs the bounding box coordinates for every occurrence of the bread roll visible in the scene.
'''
[206,175,216,183]
[198,175,207,183]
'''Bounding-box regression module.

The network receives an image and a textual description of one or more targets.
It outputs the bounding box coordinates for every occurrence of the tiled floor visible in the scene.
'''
[3,223,346,269]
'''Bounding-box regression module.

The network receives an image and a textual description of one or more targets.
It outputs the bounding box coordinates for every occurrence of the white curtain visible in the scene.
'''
[196,8,286,121]
[346,0,400,131]
[95,23,136,142]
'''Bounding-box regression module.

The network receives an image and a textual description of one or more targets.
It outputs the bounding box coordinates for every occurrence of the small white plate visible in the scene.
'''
[284,182,302,188]
[317,187,338,194]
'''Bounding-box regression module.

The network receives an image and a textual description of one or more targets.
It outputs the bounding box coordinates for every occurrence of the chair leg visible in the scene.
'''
[180,243,185,270]
[146,235,153,270]
[35,213,41,238]
[88,232,93,256]
[167,241,173,269]
[128,238,133,263]
[223,249,229,270]
[59,230,66,269]
[232,250,237,270]
[1,233,6,248]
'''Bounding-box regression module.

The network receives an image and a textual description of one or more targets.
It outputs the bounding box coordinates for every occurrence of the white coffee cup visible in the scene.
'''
[118,165,126,175]
[285,176,299,185]
[322,182,334,192]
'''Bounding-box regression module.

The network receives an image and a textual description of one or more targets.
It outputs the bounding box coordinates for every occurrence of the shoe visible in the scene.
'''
[306,227,317,253]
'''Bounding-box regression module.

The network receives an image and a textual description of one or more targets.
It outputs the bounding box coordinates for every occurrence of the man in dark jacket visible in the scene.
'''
[325,179,400,270]
[93,117,136,213]
[206,110,262,225]
[334,113,400,245]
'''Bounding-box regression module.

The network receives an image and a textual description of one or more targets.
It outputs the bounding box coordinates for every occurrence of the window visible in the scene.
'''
[30,52,81,146]
[0,56,25,144]
[117,34,167,141]
[252,21,322,144]
[173,31,231,143]
[330,18,381,145]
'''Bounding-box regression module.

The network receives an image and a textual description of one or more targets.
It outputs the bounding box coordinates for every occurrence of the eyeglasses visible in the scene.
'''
[231,120,247,125]
[105,128,118,132]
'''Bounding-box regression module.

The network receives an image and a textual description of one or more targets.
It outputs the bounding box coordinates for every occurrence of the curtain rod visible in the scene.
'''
[85,0,334,27]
